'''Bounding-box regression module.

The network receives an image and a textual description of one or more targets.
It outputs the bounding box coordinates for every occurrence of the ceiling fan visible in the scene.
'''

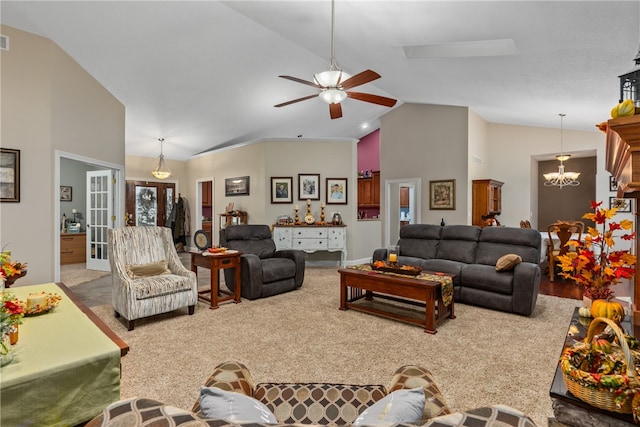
[274,0,397,120]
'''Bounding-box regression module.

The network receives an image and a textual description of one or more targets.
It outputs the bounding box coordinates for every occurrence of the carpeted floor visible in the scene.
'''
[89,267,579,427]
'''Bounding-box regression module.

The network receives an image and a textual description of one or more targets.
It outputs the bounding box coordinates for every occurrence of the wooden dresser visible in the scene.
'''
[60,232,86,265]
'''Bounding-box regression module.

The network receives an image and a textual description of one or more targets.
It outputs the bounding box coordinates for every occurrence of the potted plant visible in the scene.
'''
[0,285,25,366]
[558,201,636,308]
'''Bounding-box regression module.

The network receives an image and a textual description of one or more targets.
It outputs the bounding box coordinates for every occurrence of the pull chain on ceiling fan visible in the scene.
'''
[274,0,397,119]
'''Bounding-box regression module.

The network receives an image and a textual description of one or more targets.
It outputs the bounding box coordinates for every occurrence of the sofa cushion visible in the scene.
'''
[353,387,425,426]
[460,264,513,295]
[436,226,481,264]
[228,239,276,259]
[476,227,540,265]
[421,259,466,286]
[398,225,443,259]
[495,254,522,271]
[134,274,195,300]
[199,387,277,424]
[126,260,171,279]
[253,383,387,424]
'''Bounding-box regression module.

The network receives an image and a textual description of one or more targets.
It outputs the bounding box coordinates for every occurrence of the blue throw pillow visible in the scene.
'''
[199,387,278,424]
[354,387,425,426]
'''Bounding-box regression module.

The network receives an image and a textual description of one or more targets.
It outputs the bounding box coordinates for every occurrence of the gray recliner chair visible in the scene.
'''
[219,225,305,300]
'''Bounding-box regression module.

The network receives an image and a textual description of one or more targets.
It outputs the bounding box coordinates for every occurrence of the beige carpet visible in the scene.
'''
[60,263,110,287]
[90,267,579,427]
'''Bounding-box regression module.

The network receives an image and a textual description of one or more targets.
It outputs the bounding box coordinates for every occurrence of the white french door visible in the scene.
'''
[86,170,114,271]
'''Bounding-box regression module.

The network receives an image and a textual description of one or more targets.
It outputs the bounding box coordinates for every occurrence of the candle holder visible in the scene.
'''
[320,205,325,223]
[294,207,299,224]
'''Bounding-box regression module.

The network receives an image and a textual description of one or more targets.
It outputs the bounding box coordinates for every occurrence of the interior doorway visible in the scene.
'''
[384,178,421,247]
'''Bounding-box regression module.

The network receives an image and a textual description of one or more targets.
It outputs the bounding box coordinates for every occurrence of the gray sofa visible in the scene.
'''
[373,224,541,316]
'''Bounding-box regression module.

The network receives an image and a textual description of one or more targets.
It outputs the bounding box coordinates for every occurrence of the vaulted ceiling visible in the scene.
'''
[2,1,639,161]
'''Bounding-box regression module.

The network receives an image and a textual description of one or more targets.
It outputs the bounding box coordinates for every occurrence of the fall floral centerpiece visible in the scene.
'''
[0,289,25,365]
[0,249,27,288]
[558,201,636,300]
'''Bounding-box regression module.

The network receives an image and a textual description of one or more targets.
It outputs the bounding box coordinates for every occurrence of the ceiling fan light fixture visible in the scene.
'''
[319,88,347,104]
[314,70,349,88]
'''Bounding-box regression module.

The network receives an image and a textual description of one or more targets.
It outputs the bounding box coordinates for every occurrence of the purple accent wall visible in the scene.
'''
[357,129,381,219]
[357,129,380,173]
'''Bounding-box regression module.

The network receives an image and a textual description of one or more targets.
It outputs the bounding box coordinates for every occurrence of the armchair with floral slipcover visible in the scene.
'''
[108,226,198,331]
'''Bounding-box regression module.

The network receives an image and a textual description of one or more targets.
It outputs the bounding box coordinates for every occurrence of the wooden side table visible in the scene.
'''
[190,251,242,309]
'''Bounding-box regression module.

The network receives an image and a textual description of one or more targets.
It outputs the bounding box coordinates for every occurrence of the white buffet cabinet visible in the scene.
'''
[273,225,347,266]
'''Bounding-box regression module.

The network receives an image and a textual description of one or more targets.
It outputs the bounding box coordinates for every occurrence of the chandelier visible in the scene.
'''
[543,114,580,188]
[151,138,172,180]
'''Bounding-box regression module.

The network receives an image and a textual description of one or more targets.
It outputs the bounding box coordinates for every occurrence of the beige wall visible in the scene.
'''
[176,138,381,262]
[1,25,125,284]
[379,103,470,244]
[486,123,605,229]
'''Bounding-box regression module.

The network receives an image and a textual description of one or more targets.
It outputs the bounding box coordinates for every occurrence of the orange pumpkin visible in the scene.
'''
[590,299,625,323]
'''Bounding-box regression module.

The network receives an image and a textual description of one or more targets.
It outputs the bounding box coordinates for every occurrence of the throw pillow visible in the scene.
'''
[126,260,171,279]
[199,386,278,424]
[495,254,522,271]
[353,387,425,427]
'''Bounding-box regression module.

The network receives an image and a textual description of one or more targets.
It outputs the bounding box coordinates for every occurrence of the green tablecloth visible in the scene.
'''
[348,264,454,306]
[1,283,121,426]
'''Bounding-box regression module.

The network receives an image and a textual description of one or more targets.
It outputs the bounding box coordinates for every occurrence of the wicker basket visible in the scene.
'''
[560,316,640,414]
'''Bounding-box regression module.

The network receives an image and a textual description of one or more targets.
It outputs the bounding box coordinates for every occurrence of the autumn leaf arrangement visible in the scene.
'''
[558,201,636,300]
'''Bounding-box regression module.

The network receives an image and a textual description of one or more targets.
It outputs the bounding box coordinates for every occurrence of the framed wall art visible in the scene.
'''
[298,173,320,200]
[326,177,347,205]
[429,179,456,210]
[610,197,632,213]
[271,176,293,204]
[225,176,250,196]
[0,148,20,202]
[60,185,73,202]
[610,175,618,192]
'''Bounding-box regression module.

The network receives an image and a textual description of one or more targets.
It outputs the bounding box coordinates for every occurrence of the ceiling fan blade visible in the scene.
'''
[341,69,381,90]
[329,103,342,120]
[279,75,322,88]
[347,91,397,107]
[274,94,318,108]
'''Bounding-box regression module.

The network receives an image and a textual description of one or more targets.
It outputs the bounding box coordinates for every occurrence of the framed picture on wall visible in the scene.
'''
[610,197,632,213]
[271,177,293,203]
[0,148,20,202]
[225,176,250,196]
[429,179,455,210]
[326,178,347,205]
[610,175,618,192]
[60,186,72,202]
[298,173,320,200]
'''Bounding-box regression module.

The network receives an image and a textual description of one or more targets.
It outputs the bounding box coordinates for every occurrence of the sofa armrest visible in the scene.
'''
[87,398,199,427]
[386,365,451,423]
[511,262,541,316]
[275,249,306,288]
[421,405,537,427]
[191,361,255,414]
[235,254,264,300]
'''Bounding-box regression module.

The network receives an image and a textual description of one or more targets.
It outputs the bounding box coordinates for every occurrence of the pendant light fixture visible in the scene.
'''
[543,114,580,189]
[151,138,172,180]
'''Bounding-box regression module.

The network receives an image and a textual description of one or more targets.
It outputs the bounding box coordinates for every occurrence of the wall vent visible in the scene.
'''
[0,35,9,51]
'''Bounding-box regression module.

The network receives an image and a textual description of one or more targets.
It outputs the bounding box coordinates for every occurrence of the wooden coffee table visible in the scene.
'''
[338,267,455,334]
